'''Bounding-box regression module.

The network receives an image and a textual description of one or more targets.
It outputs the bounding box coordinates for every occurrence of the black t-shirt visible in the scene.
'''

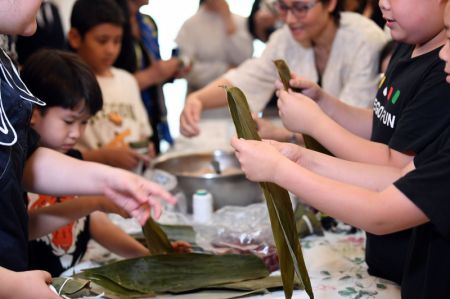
[367,43,450,283]
[394,126,450,299]
[28,149,92,277]
[0,49,43,271]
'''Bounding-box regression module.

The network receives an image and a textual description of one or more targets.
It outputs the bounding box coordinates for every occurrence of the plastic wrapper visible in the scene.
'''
[194,203,279,272]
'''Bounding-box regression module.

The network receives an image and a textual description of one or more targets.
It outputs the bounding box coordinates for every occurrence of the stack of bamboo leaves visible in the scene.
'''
[62,218,297,298]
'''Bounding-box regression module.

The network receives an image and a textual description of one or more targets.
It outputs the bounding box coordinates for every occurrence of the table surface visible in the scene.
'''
[73,118,401,298]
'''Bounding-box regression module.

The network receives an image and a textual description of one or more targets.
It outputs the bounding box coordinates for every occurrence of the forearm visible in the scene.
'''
[194,77,232,109]
[222,14,236,35]
[319,93,373,139]
[274,159,426,234]
[134,59,179,90]
[134,68,163,89]
[24,147,114,196]
[311,114,411,167]
[28,196,102,240]
[304,150,403,191]
[90,212,149,258]
[0,268,14,295]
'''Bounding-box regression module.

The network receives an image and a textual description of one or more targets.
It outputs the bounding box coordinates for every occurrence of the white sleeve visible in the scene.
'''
[224,29,289,112]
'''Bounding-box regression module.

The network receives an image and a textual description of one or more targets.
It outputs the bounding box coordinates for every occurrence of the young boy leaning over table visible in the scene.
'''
[0,1,174,298]
[22,49,191,277]
[22,49,151,277]
[232,1,450,297]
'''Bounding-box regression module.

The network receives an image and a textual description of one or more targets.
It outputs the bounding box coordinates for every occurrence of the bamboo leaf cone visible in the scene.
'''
[273,59,333,156]
[224,86,314,299]
[142,217,175,255]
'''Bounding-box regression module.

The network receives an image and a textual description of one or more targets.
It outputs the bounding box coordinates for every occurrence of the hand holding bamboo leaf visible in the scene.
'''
[273,59,333,156]
[225,86,314,299]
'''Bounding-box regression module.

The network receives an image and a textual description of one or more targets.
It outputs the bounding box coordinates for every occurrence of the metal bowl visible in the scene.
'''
[152,150,262,212]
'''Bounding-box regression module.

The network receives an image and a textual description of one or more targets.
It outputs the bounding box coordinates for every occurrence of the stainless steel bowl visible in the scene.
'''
[152,150,262,212]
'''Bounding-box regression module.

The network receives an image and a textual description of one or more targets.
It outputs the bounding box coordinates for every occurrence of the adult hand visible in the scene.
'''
[276,89,324,136]
[180,94,203,137]
[102,169,176,225]
[145,59,179,85]
[2,269,60,299]
[231,137,283,182]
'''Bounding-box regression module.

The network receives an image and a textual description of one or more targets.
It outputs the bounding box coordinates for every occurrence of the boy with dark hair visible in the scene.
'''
[69,0,154,171]
[21,49,150,276]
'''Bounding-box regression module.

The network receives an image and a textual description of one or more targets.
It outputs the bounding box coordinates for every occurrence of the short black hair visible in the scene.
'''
[21,49,103,115]
[70,0,125,37]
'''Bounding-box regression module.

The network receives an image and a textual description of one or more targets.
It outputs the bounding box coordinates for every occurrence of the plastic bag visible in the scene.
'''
[194,203,279,272]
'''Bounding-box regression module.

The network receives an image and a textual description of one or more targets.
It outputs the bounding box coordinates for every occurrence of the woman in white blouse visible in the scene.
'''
[179,0,387,139]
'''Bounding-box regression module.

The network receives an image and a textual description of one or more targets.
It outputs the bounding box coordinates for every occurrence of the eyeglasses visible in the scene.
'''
[274,0,318,18]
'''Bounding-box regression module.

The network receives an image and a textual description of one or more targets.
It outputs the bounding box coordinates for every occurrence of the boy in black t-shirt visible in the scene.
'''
[230,2,450,297]
[271,0,450,283]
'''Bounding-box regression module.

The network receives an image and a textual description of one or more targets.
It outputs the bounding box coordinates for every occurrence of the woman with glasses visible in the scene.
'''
[180,0,387,139]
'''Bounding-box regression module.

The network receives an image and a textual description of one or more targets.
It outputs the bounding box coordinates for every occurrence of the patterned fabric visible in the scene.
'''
[135,14,173,149]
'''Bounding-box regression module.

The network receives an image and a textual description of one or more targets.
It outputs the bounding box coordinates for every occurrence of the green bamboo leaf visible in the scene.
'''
[82,253,269,294]
[51,277,91,295]
[273,59,333,156]
[224,86,314,299]
[142,217,175,255]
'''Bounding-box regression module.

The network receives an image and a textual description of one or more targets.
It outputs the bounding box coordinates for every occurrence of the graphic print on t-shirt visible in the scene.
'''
[0,49,45,146]
[29,194,86,268]
[373,75,401,129]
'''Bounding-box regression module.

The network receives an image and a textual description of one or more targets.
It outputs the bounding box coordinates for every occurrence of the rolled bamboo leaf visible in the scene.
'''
[273,59,333,156]
[142,217,175,255]
[51,277,91,296]
[224,86,314,299]
[81,253,269,294]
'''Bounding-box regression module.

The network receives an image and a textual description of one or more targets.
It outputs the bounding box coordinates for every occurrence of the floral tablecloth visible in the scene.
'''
[244,230,401,299]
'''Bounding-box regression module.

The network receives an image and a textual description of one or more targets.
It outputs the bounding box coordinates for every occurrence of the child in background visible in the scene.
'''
[273,0,449,283]
[0,1,175,298]
[231,4,450,296]
[22,49,150,277]
[68,0,154,171]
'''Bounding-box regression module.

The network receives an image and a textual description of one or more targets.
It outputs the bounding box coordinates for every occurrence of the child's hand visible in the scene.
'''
[102,169,177,225]
[289,73,323,102]
[276,90,324,136]
[171,240,192,253]
[96,196,130,218]
[231,137,283,182]
[102,147,146,170]
[263,139,305,164]
[3,269,60,299]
